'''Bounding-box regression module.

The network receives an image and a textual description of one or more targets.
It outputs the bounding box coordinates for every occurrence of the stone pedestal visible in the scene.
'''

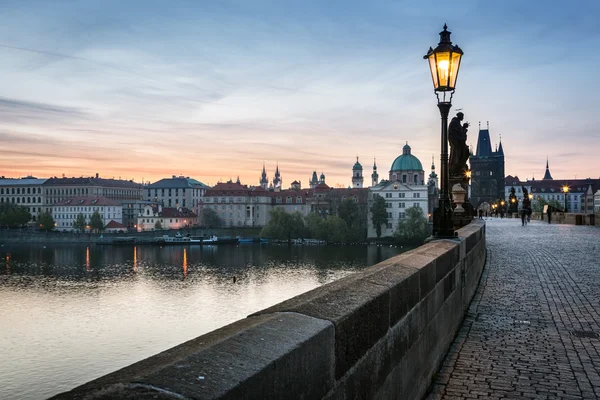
[449,175,475,225]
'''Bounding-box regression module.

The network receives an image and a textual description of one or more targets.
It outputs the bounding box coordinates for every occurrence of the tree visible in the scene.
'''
[261,208,291,240]
[260,208,305,241]
[73,213,86,233]
[154,220,163,230]
[0,204,31,227]
[370,195,388,238]
[533,198,564,213]
[337,198,365,242]
[89,211,104,233]
[305,212,324,239]
[200,208,222,228]
[39,211,55,231]
[395,207,430,244]
[321,216,348,243]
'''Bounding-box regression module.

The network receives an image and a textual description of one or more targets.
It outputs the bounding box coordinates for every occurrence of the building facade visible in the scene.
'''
[469,126,505,209]
[0,177,47,222]
[53,197,123,231]
[145,176,208,211]
[44,175,143,213]
[367,143,428,238]
[202,182,272,227]
[137,205,197,231]
[505,162,600,214]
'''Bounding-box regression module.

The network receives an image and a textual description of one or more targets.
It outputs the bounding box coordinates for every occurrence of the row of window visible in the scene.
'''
[148,188,200,197]
[384,192,420,198]
[149,198,186,207]
[141,218,181,224]
[390,174,420,183]
[55,206,116,212]
[0,197,42,204]
[47,188,139,197]
[57,214,115,220]
[0,187,42,195]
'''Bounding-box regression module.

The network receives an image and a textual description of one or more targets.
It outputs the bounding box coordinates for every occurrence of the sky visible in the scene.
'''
[0,0,598,187]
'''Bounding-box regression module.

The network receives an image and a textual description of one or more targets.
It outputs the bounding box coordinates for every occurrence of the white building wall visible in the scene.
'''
[53,204,123,231]
[367,182,429,239]
[0,179,47,222]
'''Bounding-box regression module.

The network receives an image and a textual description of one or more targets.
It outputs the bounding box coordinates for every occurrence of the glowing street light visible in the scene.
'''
[425,24,464,238]
[562,185,569,212]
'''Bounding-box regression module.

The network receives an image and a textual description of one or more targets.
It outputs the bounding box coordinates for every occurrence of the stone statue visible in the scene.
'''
[448,112,470,178]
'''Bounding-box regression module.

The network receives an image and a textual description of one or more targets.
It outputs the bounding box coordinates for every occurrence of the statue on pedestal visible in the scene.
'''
[448,112,470,179]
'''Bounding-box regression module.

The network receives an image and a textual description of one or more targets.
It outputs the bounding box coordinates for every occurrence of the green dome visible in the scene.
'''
[390,143,423,171]
[352,157,363,170]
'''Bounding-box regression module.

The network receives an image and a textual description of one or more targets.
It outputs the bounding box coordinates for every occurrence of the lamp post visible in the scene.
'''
[562,185,568,212]
[425,24,464,237]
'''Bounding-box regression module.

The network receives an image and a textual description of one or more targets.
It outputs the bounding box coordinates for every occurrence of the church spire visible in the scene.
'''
[542,157,553,180]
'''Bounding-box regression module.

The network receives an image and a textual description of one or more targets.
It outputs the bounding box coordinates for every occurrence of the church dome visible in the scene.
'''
[352,157,363,171]
[390,143,423,172]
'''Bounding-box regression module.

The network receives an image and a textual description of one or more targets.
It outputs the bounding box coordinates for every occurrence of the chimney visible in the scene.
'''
[95,173,99,179]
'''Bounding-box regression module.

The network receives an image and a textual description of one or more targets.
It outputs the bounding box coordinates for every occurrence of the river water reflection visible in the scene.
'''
[0,243,405,399]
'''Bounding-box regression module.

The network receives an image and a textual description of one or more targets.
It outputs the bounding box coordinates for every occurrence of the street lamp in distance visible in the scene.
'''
[425,24,464,238]
[562,185,569,212]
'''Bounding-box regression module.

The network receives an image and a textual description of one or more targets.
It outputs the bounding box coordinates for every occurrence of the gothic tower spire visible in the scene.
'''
[371,157,379,186]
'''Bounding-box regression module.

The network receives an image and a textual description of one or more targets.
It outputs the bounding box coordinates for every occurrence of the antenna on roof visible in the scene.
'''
[487,121,489,129]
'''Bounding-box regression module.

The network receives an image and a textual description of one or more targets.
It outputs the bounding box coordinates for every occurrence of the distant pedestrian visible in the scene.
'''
[547,207,552,224]
[478,209,483,219]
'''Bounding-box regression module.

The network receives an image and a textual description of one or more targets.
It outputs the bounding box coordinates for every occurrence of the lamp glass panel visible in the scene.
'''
[428,54,439,89]
[435,51,451,88]
[450,52,462,88]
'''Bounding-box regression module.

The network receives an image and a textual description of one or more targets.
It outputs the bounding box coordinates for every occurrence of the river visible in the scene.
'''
[0,242,405,399]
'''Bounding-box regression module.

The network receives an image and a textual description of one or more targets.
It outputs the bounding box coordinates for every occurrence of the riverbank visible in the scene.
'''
[0,227,263,244]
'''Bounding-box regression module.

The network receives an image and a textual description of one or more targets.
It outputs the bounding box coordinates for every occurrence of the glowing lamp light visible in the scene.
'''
[528,194,533,200]
[511,198,516,203]
[562,185,568,193]
[424,24,464,92]
[501,200,505,206]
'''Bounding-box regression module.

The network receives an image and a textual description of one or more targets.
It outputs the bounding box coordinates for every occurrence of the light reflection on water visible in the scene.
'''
[0,243,405,400]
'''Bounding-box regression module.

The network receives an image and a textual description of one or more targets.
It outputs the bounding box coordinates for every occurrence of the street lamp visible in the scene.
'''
[425,24,464,238]
[562,185,568,212]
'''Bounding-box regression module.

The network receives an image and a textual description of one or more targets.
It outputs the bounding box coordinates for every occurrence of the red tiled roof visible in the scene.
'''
[105,220,126,229]
[155,207,197,218]
[54,197,120,206]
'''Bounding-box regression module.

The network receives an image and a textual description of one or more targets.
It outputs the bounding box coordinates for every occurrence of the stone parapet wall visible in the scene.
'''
[52,220,486,400]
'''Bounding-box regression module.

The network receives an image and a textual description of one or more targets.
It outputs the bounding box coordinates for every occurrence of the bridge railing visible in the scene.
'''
[52,220,486,400]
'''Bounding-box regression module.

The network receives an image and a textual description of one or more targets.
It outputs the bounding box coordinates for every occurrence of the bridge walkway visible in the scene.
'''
[428,218,600,400]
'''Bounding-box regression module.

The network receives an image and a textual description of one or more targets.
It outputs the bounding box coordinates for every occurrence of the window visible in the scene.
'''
[386,223,393,229]
[402,175,407,183]
[286,197,292,204]
[413,175,417,183]
[385,193,392,198]
[399,202,405,208]
[276,197,282,204]
[413,203,420,208]
[385,202,392,208]
[413,193,420,198]
[296,196,302,203]
[399,212,406,219]
[398,193,405,198]
[387,212,392,218]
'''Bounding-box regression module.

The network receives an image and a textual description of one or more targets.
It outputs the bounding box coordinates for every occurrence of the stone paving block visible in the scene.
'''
[425,219,600,400]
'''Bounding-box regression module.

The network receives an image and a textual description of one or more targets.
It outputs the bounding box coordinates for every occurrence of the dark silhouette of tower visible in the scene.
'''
[469,122,505,208]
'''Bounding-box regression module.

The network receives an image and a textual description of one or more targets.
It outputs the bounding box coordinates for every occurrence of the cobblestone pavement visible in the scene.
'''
[427,218,600,400]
